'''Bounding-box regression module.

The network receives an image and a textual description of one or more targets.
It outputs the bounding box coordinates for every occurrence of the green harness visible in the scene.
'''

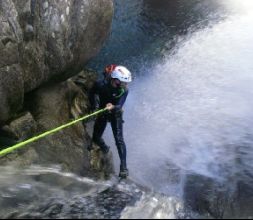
[115,88,125,99]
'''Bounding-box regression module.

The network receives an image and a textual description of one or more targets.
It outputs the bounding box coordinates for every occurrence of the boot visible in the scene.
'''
[119,165,129,179]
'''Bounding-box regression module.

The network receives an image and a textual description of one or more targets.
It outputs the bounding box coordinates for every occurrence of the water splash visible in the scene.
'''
[120,5,253,199]
[121,193,184,219]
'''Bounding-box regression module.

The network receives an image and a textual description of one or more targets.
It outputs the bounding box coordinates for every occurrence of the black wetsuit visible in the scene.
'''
[89,80,128,171]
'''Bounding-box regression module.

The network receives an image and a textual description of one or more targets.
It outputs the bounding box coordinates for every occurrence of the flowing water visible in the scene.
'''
[1,0,253,219]
[90,0,253,218]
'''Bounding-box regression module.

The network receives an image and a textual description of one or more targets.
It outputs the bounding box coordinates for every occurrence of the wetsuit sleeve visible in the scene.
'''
[89,81,100,111]
[114,90,129,112]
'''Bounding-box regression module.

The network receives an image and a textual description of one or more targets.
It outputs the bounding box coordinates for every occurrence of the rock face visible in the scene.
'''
[0,0,113,124]
[0,70,114,178]
[184,172,253,219]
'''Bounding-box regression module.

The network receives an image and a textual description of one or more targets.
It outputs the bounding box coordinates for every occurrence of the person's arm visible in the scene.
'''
[114,89,128,111]
[106,90,129,112]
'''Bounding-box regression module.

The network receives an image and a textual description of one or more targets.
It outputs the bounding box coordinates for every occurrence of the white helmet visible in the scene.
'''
[111,66,132,83]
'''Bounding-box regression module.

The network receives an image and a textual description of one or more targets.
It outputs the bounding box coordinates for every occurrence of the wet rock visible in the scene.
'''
[0,70,113,179]
[71,69,99,92]
[0,0,113,124]
[89,144,115,180]
[0,125,18,150]
[8,112,37,141]
[0,65,24,125]
[234,180,253,218]
[0,112,39,166]
[20,79,93,175]
[184,173,233,219]
[0,166,143,219]
[0,111,37,153]
[19,183,142,219]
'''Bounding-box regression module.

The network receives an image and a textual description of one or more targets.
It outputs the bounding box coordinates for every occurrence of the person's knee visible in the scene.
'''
[113,128,124,142]
[115,136,125,146]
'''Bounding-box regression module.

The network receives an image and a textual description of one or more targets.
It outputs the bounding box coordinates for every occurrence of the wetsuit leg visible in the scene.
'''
[111,113,127,171]
[92,115,110,153]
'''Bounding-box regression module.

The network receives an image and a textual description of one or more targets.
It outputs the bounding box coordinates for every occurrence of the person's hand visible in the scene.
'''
[106,103,115,111]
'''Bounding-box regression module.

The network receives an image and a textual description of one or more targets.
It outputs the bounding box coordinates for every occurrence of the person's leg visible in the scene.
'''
[111,113,128,178]
[92,115,110,153]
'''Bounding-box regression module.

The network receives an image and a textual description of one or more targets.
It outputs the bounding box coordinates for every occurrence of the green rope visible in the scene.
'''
[115,88,125,99]
[0,108,107,157]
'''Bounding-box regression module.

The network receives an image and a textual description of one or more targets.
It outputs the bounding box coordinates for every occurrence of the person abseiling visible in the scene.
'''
[89,65,132,179]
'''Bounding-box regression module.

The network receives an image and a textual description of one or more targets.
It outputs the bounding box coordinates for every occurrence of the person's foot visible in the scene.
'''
[119,168,129,179]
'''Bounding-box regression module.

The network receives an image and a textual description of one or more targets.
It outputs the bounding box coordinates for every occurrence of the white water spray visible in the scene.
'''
[118,7,253,195]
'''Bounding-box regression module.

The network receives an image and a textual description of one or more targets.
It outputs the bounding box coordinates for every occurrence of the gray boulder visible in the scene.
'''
[0,0,113,124]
